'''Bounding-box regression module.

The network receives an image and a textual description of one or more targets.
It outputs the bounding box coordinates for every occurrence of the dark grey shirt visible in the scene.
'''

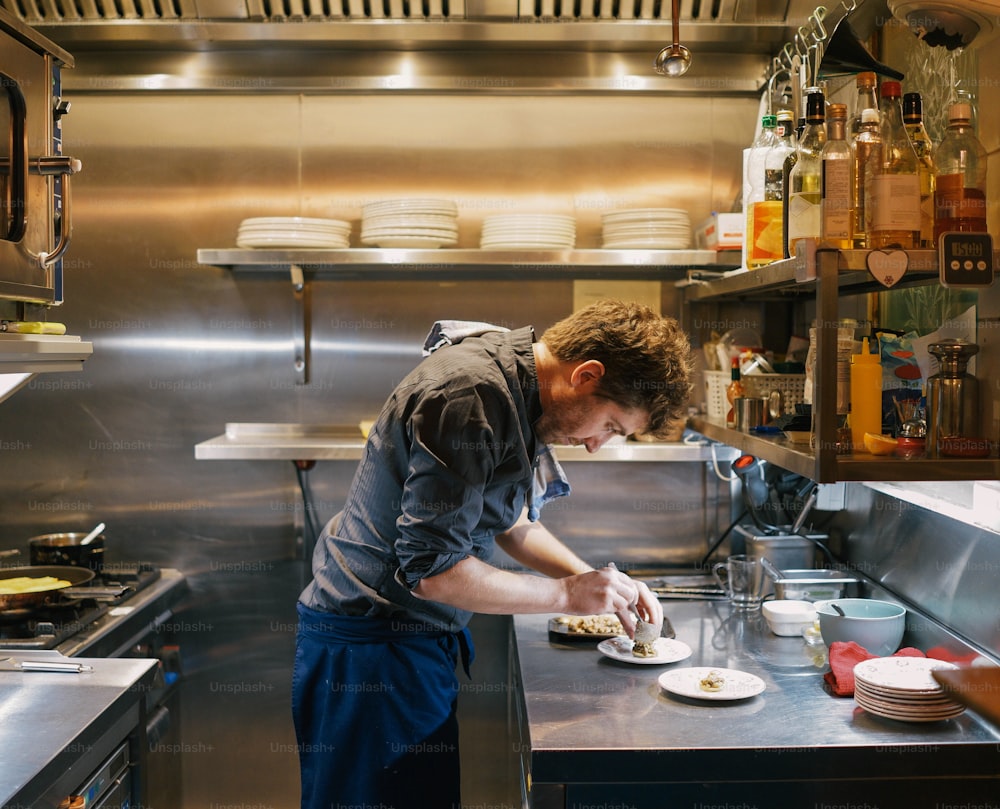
[298,326,546,634]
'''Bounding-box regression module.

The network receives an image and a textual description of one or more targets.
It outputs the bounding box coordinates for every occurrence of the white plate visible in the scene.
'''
[362,235,457,248]
[658,666,766,701]
[240,216,351,229]
[480,241,574,250]
[597,636,692,665]
[363,198,457,210]
[853,657,959,692]
[237,236,349,249]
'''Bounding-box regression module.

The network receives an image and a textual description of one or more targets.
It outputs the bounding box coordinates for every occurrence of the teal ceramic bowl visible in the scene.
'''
[815,598,906,656]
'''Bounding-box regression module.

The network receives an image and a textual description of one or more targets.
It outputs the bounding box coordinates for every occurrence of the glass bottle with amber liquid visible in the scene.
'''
[820,103,853,249]
[864,81,920,249]
[903,92,936,248]
[934,102,988,238]
[851,108,880,248]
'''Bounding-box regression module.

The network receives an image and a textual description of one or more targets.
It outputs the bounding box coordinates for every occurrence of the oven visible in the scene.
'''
[0,562,189,807]
[0,6,80,309]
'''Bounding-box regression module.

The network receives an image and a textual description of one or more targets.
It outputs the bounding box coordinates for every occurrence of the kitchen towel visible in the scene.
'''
[824,641,925,696]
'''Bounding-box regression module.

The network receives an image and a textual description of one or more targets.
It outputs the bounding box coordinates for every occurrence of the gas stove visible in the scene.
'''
[0,563,188,658]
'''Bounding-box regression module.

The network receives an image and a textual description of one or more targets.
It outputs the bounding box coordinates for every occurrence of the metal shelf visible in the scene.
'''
[196,247,732,280]
[687,244,1000,484]
[690,416,1000,483]
[194,422,740,463]
[682,248,986,303]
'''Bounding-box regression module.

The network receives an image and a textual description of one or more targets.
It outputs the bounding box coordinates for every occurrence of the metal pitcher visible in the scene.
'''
[926,339,979,458]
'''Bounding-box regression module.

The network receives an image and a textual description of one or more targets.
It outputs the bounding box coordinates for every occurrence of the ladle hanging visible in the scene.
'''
[654,0,692,77]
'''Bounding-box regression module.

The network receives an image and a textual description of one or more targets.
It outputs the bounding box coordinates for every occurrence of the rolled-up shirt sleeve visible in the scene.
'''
[394,383,508,589]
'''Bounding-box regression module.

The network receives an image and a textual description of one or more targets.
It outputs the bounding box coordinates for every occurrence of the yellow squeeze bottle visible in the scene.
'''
[850,337,883,451]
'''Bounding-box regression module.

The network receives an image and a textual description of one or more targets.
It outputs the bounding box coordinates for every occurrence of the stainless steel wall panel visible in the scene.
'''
[0,87,741,807]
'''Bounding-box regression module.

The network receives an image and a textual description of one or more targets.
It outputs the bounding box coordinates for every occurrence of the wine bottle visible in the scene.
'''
[787,89,826,256]
[903,92,936,248]
[865,81,920,250]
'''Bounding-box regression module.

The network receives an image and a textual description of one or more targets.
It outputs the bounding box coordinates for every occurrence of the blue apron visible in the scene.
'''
[292,602,474,809]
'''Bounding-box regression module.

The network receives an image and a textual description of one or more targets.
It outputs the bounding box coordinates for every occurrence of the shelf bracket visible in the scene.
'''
[290,264,310,385]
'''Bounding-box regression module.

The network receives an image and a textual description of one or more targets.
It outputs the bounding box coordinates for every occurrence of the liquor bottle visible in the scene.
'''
[745,115,778,269]
[851,108,881,248]
[933,102,988,238]
[820,103,853,249]
[864,81,920,249]
[781,112,807,259]
[848,72,879,142]
[903,92,936,248]
[725,358,747,428]
[787,89,826,256]
[748,111,796,268]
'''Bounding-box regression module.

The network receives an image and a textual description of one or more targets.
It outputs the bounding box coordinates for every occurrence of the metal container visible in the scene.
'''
[772,570,859,602]
[926,339,980,458]
[734,525,824,571]
[29,532,105,572]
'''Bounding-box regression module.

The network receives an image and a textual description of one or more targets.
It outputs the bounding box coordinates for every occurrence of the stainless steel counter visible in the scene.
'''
[0,655,158,808]
[511,599,1000,807]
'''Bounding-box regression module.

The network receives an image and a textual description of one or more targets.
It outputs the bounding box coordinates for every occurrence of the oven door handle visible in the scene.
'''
[28,154,82,270]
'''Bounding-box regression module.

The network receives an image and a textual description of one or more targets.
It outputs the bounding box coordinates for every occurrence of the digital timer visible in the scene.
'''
[939,232,995,288]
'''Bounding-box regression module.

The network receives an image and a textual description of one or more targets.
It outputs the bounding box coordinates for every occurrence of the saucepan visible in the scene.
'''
[28,529,105,572]
[0,564,96,613]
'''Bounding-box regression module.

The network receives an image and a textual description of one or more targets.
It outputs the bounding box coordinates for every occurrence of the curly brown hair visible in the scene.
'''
[540,299,693,439]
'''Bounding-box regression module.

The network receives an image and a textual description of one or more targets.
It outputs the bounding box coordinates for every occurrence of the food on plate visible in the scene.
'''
[699,670,726,692]
[632,640,657,658]
[553,614,624,635]
[0,575,72,595]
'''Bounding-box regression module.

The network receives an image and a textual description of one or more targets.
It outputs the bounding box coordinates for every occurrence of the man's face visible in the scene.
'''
[535,388,648,452]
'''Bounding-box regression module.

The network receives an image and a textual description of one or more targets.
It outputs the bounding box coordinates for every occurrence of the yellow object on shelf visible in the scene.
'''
[1,321,68,335]
[863,432,898,456]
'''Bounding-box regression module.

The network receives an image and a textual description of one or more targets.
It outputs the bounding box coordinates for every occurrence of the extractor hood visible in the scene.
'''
[0,0,885,55]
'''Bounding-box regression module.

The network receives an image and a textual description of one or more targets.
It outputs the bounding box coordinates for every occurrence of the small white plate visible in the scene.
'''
[658,666,766,701]
[597,636,692,666]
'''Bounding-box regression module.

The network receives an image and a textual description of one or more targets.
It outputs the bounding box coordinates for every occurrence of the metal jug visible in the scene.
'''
[926,339,980,458]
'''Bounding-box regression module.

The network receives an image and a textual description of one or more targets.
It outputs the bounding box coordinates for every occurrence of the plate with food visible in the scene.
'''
[657,666,766,701]
[548,614,624,642]
[597,636,692,665]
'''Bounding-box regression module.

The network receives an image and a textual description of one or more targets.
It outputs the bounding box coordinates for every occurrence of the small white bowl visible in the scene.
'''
[762,599,817,637]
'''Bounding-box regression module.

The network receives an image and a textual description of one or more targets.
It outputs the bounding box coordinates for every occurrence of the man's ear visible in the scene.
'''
[569,359,606,389]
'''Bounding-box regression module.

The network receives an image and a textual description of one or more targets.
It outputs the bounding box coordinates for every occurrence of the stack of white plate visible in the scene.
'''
[853,657,966,723]
[361,199,459,248]
[236,217,351,249]
[480,214,576,250]
[601,208,691,249]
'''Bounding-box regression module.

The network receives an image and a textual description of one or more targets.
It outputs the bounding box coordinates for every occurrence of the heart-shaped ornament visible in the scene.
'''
[867,249,909,288]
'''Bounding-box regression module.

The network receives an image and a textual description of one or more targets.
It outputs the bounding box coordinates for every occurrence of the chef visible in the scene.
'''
[292,298,692,808]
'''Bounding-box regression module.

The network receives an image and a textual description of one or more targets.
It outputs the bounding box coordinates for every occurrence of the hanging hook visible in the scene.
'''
[809,6,829,42]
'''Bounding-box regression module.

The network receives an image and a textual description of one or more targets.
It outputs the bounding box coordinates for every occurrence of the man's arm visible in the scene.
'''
[413,508,663,635]
[494,507,592,578]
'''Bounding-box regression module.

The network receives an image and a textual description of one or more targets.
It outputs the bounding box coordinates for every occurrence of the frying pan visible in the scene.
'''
[0,564,96,613]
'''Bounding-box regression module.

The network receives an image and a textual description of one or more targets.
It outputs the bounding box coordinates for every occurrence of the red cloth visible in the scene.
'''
[824,641,926,696]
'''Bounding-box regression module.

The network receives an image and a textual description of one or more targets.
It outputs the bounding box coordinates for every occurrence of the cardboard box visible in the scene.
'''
[696,212,744,250]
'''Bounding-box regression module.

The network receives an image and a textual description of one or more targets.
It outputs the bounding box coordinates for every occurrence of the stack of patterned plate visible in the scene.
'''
[601,208,691,249]
[236,217,351,249]
[480,214,575,250]
[853,657,966,722]
[360,199,459,248]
